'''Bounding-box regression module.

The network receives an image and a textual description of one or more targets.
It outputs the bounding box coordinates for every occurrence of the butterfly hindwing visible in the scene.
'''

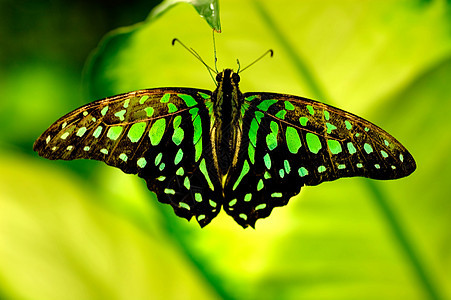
[223,92,416,228]
[33,88,223,226]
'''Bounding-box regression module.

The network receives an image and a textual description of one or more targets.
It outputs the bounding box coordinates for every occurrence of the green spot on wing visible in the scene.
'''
[155,152,162,166]
[164,188,175,195]
[284,101,295,110]
[263,153,271,169]
[249,111,264,147]
[279,169,285,178]
[264,171,271,179]
[179,202,190,210]
[179,94,197,107]
[324,110,330,120]
[327,139,342,154]
[266,121,279,150]
[347,142,357,154]
[107,126,123,140]
[160,93,170,103]
[257,179,264,191]
[198,92,210,99]
[326,122,337,134]
[137,157,147,168]
[76,127,87,137]
[233,160,250,191]
[183,177,190,190]
[128,122,146,142]
[364,143,373,154]
[167,103,178,113]
[284,160,291,174]
[174,148,183,165]
[248,145,255,164]
[239,214,248,220]
[123,99,130,108]
[298,167,308,177]
[190,108,202,162]
[176,167,184,176]
[345,120,352,130]
[101,106,109,116]
[200,158,215,191]
[299,116,308,126]
[257,99,277,111]
[195,193,202,202]
[285,126,301,154]
[149,118,166,146]
[114,109,126,121]
[172,127,184,146]
[307,105,314,115]
[306,132,322,154]
[245,95,259,101]
[255,203,266,210]
[173,115,182,128]
[275,110,287,119]
[144,107,154,117]
[139,95,149,104]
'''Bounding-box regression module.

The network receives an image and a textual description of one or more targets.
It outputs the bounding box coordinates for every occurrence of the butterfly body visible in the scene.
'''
[34,69,416,228]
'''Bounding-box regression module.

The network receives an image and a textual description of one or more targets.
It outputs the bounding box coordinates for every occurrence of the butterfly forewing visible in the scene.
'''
[33,88,223,226]
[223,92,415,227]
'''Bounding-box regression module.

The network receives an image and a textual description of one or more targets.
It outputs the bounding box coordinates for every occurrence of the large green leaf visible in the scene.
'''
[149,0,221,32]
[3,0,450,299]
[0,152,219,299]
[83,1,451,299]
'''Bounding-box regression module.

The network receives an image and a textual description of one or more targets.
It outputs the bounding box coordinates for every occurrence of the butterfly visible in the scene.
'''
[34,53,416,228]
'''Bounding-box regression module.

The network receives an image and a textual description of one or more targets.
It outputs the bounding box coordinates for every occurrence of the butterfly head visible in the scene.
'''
[215,69,240,86]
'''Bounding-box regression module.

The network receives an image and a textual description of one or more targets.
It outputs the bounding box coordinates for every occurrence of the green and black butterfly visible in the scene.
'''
[34,47,416,228]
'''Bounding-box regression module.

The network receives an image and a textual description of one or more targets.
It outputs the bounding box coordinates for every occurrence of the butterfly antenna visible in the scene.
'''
[236,59,241,73]
[172,38,217,84]
[238,49,274,74]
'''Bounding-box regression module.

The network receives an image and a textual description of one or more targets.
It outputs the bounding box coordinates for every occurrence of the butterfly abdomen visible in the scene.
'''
[212,69,244,176]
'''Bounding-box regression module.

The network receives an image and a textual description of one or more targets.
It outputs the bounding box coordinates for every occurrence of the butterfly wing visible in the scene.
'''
[224,92,416,228]
[34,88,223,227]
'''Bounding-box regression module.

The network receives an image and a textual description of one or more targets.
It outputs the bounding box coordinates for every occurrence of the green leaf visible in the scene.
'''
[0,151,219,300]
[150,0,221,32]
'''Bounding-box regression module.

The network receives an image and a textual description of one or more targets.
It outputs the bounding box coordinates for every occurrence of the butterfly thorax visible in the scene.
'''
[211,69,243,178]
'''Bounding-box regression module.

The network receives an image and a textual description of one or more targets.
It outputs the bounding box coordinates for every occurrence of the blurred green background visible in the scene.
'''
[1,0,451,299]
